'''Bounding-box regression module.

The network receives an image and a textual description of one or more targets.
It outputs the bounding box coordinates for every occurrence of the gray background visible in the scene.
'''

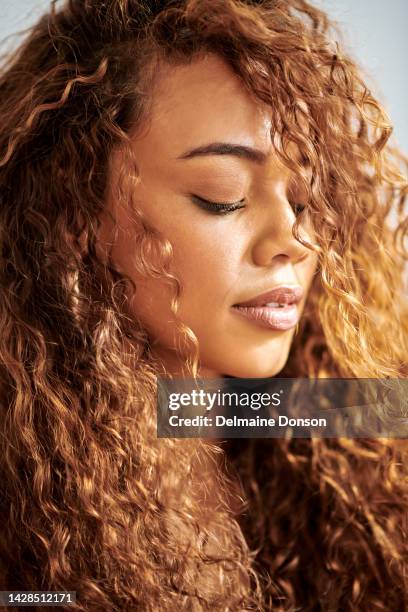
[0,0,407,152]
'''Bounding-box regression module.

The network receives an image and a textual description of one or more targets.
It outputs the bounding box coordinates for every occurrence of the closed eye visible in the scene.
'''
[190,194,246,215]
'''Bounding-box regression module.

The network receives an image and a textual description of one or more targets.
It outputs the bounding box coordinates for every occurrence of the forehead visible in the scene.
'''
[135,53,274,157]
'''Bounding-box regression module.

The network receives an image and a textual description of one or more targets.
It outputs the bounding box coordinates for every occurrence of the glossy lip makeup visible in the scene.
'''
[231,285,303,331]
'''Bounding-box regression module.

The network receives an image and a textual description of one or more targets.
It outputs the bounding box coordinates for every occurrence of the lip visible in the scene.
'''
[233,284,304,308]
[231,284,303,331]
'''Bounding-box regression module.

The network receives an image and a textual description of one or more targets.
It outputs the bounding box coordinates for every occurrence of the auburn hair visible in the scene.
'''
[0,1,407,610]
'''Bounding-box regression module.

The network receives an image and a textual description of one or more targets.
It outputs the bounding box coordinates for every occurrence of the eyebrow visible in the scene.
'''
[176,142,268,164]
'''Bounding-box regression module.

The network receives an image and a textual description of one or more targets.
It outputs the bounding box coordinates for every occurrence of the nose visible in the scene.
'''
[250,196,312,267]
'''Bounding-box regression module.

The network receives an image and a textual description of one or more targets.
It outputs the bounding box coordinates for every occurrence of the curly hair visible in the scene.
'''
[0,0,407,610]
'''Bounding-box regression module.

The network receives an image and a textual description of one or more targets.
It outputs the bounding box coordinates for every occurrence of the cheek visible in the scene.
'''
[122,221,242,345]
[302,251,319,289]
[169,224,243,321]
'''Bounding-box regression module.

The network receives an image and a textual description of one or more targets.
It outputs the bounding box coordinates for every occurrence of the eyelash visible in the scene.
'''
[191,195,246,215]
[191,195,306,216]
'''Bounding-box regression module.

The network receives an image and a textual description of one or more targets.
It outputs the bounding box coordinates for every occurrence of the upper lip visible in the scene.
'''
[233,284,304,307]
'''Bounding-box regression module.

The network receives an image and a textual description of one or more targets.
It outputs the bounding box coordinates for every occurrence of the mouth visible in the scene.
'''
[231,285,303,331]
[232,285,304,309]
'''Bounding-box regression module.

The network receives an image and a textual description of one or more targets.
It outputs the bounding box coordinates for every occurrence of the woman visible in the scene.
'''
[0,0,407,610]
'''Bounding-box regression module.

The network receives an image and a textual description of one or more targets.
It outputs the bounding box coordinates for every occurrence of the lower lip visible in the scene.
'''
[231,303,299,331]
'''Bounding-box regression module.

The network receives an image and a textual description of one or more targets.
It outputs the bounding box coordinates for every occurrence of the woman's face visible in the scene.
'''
[101,53,318,378]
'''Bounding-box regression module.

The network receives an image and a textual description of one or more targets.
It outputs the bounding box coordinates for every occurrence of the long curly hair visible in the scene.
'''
[0,1,407,610]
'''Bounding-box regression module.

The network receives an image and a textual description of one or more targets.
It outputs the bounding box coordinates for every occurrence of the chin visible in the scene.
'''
[222,366,286,379]
[219,355,289,379]
[197,332,294,379]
